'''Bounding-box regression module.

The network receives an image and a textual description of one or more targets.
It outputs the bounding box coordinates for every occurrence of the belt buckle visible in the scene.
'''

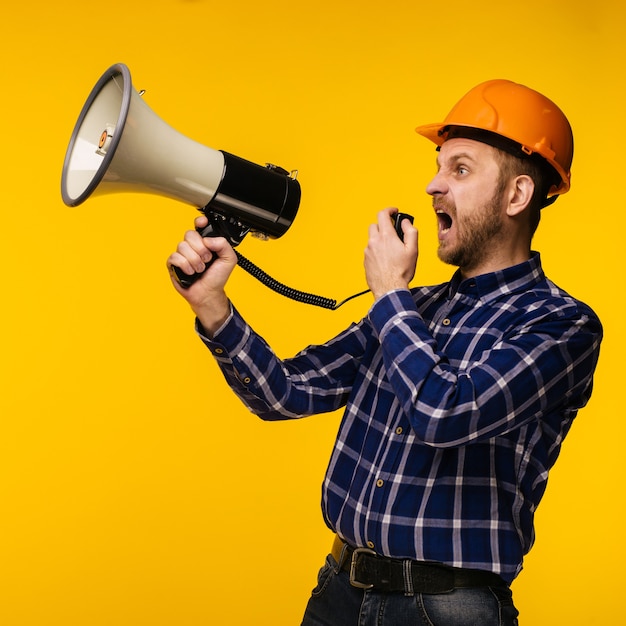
[349,547,377,589]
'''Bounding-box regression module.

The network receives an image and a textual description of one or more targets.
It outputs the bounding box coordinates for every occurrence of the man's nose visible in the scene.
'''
[426,171,447,197]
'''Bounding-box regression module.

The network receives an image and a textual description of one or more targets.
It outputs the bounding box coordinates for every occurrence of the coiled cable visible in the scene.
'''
[235,250,370,310]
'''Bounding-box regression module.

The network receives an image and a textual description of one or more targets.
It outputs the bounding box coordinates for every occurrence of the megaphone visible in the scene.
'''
[61,63,301,286]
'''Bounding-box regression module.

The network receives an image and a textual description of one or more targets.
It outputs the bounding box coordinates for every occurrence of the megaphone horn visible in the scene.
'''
[61,63,301,254]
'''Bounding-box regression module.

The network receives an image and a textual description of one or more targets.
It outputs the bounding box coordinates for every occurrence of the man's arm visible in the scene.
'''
[369,289,602,447]
[167,214,367,421]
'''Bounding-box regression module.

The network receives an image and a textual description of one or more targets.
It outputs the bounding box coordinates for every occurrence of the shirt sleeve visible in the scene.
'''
[368,288,603,448]
[196,305,369,421]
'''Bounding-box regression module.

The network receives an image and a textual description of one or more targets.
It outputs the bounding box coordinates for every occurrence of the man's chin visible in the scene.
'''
[437,246,458,267]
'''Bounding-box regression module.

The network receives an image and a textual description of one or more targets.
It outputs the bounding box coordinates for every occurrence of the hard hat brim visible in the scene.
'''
[415,122,446,146]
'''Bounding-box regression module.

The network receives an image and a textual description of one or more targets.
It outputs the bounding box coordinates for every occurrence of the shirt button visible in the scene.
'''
[442,318,451,326]
[395,426,403,435]
[243,377,251,384]
[367,541,375,549]
[214,348,224,354]
[376,479,384,488]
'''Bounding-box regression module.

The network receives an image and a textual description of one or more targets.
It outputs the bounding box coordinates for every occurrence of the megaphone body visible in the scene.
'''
[61,63,301,254]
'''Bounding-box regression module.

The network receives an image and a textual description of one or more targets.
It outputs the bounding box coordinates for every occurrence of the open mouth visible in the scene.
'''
[436,210,453,235]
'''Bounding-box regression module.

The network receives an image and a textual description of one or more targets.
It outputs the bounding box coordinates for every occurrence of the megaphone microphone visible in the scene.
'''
[61,63,301,287]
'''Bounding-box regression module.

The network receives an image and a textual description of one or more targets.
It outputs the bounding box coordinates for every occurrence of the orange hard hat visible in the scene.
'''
[415,79,573,197]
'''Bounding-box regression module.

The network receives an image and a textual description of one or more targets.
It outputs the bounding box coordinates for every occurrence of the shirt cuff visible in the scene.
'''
[194,303,249,356]
[368,289,417,336]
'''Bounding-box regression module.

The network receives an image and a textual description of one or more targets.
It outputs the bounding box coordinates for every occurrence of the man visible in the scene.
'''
[167,80,602,625]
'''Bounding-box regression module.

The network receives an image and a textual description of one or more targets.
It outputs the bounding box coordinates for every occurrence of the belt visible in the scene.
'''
[331,535,507,594]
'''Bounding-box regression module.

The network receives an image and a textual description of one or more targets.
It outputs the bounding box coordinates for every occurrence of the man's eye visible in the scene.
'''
[457,166,468,175]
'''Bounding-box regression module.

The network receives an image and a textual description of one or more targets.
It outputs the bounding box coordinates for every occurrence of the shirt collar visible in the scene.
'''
[447,252,545,303]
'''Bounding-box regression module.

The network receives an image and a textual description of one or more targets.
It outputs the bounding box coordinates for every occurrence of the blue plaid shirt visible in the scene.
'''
[199,253,602,583]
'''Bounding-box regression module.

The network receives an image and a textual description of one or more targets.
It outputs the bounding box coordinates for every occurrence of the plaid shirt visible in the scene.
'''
[199,253,602,583]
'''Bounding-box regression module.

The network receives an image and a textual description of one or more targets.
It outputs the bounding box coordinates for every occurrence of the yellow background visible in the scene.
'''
[1,1,623,624]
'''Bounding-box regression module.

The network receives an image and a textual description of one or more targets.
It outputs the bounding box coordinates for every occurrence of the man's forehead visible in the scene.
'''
[436,137,498,165]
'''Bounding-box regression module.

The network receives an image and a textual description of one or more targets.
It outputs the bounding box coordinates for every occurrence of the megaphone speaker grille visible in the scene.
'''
[61,64,131,206]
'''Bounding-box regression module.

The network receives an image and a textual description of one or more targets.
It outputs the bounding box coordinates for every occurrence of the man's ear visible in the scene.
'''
[507,175,535,217]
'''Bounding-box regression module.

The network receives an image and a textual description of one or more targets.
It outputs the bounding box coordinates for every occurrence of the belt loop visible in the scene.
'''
[402,560,415,596]
[332,535,349,574]
[337,543,349,574]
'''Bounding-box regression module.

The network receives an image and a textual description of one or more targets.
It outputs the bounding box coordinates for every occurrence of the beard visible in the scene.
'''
[437,189,506,273]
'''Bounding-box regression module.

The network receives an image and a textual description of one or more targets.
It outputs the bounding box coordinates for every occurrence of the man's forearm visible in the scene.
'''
[193,292,231,338]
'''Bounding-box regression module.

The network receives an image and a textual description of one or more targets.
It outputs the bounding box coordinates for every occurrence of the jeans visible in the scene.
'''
[300,555,520,626]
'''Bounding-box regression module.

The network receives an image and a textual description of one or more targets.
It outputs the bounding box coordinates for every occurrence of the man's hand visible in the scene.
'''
[364,208,418,300]
[167,215,238,336]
